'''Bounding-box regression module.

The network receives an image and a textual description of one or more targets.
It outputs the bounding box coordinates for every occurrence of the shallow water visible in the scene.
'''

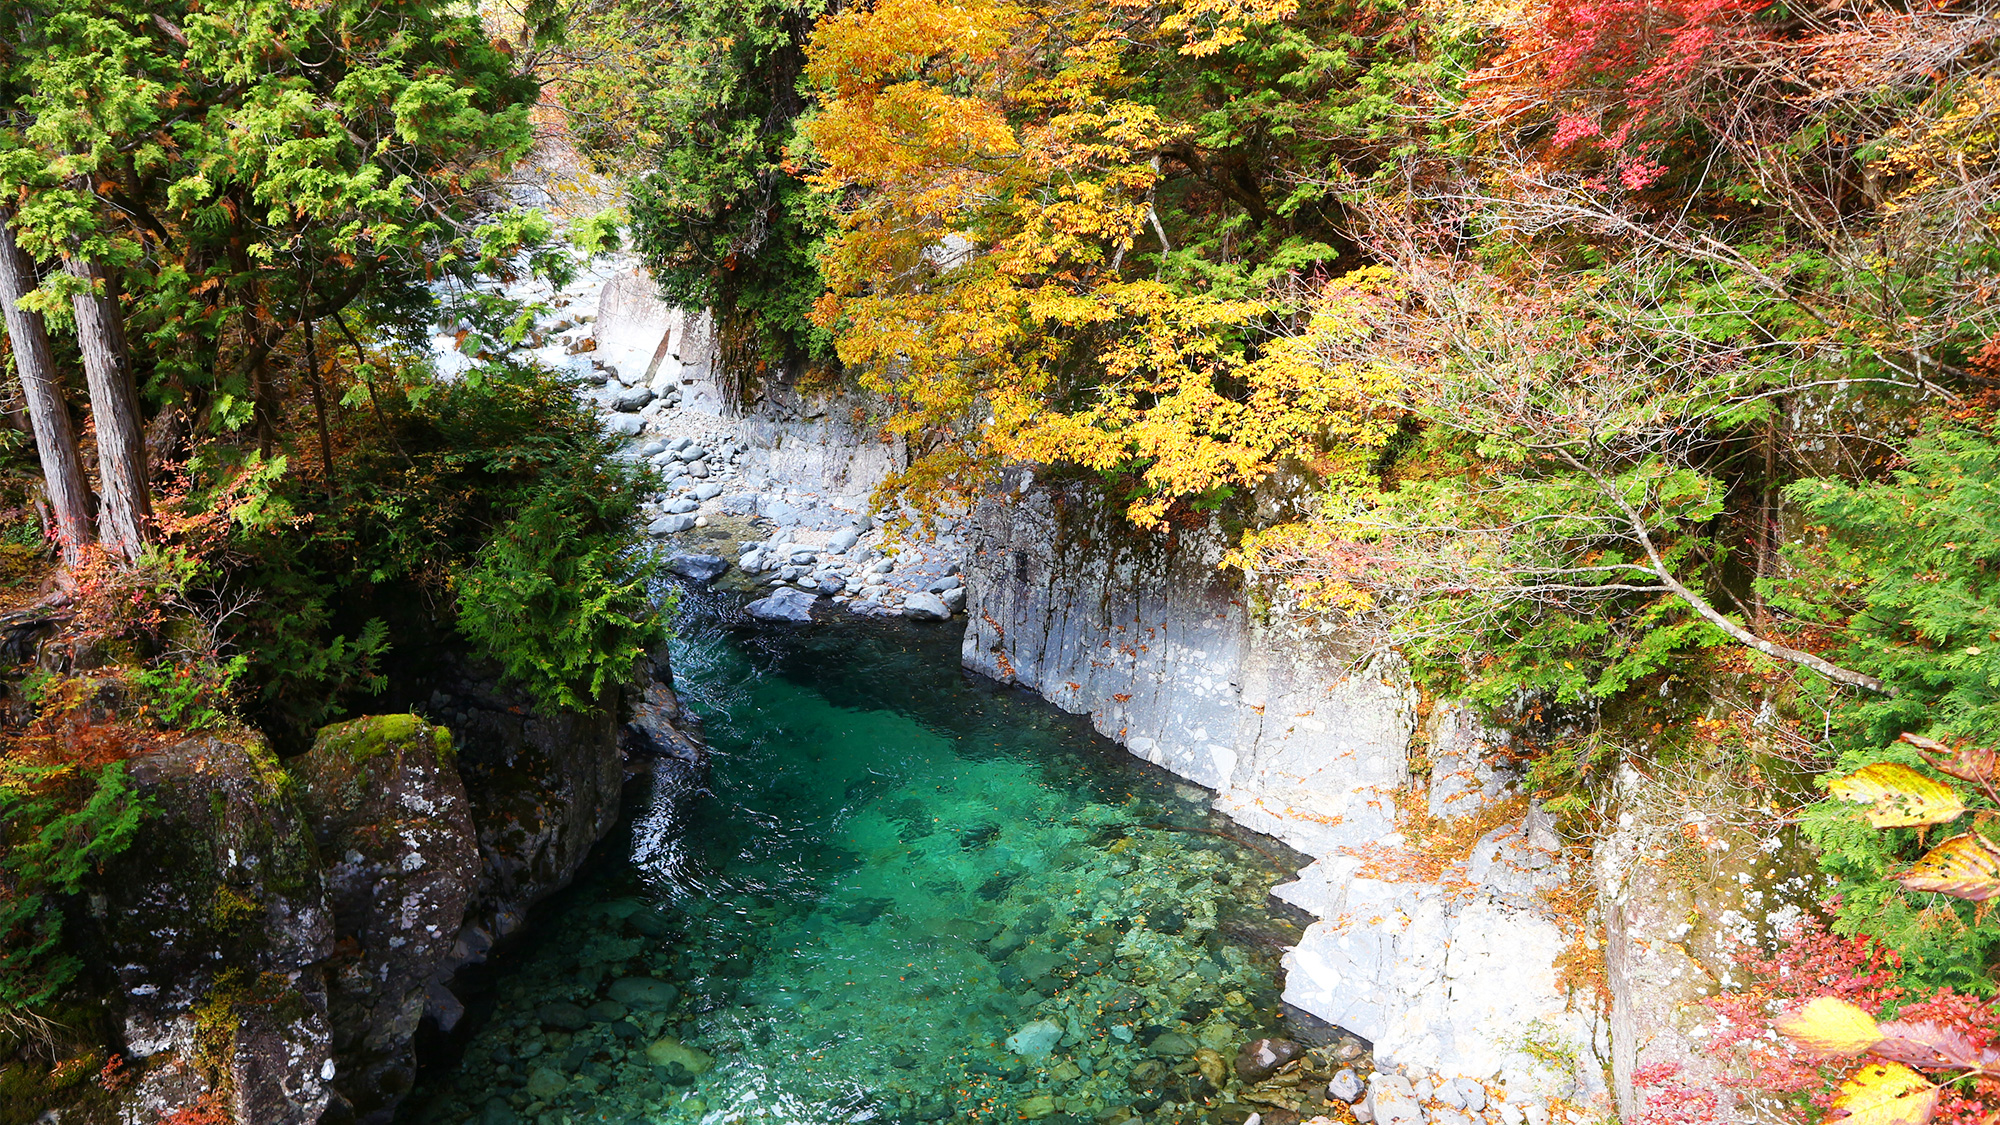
[403,607,1339,1125]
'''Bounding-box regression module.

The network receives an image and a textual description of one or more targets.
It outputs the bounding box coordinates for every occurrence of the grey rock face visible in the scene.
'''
[962,472,1607,1104]
[744,586,819,622]
[292,716,479,1125]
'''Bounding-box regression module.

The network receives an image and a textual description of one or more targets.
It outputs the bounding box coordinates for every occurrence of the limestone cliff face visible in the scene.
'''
[961,474,1611,1107]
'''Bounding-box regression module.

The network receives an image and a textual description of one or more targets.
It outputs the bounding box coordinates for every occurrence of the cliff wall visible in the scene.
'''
[961,473,1612,1110]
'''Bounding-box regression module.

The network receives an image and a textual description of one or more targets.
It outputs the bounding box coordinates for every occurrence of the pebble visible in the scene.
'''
[1328,1068,1363,1102]
[744,587,819,622]
[1365,1074,1423,1125]
[666,554,730,584]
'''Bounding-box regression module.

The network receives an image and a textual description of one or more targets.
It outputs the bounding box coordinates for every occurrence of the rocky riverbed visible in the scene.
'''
[431,252,973,626]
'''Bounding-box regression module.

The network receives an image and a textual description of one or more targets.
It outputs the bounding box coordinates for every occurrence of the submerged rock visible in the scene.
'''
[1006,1019,1065,1060]
[644,1036,716,1075]
[1234,1037,1304,1082]
[537,1002,589,1031]
[608,977,680,1010]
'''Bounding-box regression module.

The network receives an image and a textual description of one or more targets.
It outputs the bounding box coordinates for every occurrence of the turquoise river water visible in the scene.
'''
[401,605,1343,1125]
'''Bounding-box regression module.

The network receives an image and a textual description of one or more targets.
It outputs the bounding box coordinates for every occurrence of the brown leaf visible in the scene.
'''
[1901,732,2000,785]
[1873,1018,2000,1072]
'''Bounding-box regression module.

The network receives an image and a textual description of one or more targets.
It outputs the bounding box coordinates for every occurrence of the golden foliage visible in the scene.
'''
[1773,996,1886,1058]
[1830,1062,1940,1125]
[1829,764,1968,828]
[1897,833,2000,903]
[804,0,1394,527]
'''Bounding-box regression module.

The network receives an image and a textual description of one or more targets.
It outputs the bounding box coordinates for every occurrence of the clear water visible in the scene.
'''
[403,606,1337,1125]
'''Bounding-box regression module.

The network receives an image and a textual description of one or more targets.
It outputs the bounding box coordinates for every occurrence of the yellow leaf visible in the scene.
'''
[1897,832,2000,901]
[1829,764,1966,827]
[1830,1062,1939,1125]
[1773,997,1883,1057]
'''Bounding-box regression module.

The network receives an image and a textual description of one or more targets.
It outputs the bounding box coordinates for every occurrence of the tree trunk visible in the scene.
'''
[0,210,95,563]
[64,249,151,560]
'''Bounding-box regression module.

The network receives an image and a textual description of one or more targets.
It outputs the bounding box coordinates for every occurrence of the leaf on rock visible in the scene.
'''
[1774,996,1884,1057]
[1831,1062,1939,1125]
[1897,832,2000,901]
[1900,732,2000,785]
[1830,763,1967,827]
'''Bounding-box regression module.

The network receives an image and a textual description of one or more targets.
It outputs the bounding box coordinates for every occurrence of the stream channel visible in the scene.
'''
[401,600,1342,1125]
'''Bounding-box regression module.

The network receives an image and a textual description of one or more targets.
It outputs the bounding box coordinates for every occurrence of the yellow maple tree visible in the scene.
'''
[804,0,1400,528]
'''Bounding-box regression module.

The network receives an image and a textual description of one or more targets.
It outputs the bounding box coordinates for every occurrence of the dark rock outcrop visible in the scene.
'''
[292,715,478,1124]
[96,735,334,1125]
[62,645,698,1125]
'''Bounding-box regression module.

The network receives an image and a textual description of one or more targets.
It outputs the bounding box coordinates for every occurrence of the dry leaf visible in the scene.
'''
[1775,996,1884,1057]
[1830,763,1966,827]
[1901,732,2000,785]
[1831,1062,1940,1125]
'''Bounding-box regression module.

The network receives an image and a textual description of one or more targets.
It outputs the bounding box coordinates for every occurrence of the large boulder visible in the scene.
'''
[93,736,334,1125]
[744,587,819,623]
[666,553,730,584]
[292,715,479,1124]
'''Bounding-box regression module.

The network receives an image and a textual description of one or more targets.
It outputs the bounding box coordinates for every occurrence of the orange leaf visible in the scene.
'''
[1897,832,2000,901]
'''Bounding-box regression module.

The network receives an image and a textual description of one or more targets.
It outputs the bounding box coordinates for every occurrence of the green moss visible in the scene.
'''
[310,713,451,766]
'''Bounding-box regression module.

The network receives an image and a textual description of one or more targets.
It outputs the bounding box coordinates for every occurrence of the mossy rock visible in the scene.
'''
[311,713,453,766]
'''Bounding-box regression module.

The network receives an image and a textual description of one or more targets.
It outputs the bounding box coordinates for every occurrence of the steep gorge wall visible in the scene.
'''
[960,472,1612,1110]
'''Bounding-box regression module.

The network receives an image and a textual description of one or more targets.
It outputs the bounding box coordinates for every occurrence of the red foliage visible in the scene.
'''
[1630,1062,1726,1125]
[1470,0,1771,187]
[158,1091,231,1125]
[1697,915,2000,1123]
